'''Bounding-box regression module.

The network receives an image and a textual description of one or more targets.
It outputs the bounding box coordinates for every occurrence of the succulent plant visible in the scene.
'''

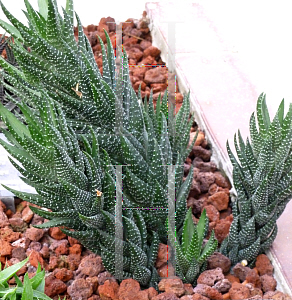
[0,93,160,288]
[0,257,53,300]
[0,0,196,241]
[168,208,218,285]
[220,94,292,266]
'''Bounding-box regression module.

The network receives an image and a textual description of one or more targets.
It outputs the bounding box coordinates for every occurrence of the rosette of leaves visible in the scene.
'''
[0,92,160,288]
[0,258,53,300]
[220,94,292,266]
[0,0,196,240]
[168,208,218,285]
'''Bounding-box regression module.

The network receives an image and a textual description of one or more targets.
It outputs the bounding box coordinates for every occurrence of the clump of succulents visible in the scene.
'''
[221,94,292,266]
[0,0,199,289]
[168,208,218,285]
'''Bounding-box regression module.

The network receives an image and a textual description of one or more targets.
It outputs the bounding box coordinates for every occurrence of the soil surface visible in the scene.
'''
[0,11,291,300]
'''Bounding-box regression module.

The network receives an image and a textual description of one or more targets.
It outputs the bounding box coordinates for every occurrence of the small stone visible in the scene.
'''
[152,292,179,300]
[86,276,99,294]
[78,254,105,276]
[163,278,185,297]
[225,274,240,284]
[45,274,67,298]
[0,210,10,227]
[143,46,161,58]
[40,244,50,258]
[49,227,67,240]
[197,268,224,286]
[21,206,34,223]
[255,254,274,276]
[0,227,21,242]
[193,284,223,300]
[11,237,30,249]
[203,205,220,223]
[0,239,13,256]
[28,250,45,268]
[207,192,229,211]
[263,291,292,300]
[213,279,231,293]
[140,40,152,50]
[144,67,167,84]
[229,282,250,300]
[232,263,251,282]
[67,235,80,246]
[98,279,119,300]
[155,243,170,268]
[53,268,74,282]
[69,243,82,255]
[207,252,231,274]
[197,172,215,193]
[193,146,211,161]
[194,160,217,173]
[184,283,194,295]
[246,268,261,289]
[25,227,44,241]
[97,271,116,285]
[260,274,277,292]
[12,247,27,261]
[214,218,232,244]
[214,172,231,189]
[66,254,81,271]
[9,217,28,232]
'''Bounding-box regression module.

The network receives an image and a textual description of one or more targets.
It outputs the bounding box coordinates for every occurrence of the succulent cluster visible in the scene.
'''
[221,94,292,266]
[0,0,218,289]
[168,208,218,285]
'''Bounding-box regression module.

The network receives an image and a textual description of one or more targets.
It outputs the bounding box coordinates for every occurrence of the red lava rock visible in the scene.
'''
[213,279,232,294]
[69,243,82,255]
[194,160,217,174]
[118,278,148,300]
[189,179,201,198]
[12,247,27,261]
[25,227,44,241]
[193,283,223,300]
[28,250,45,268]
[66,254,82,271]
[21,206,34,223]
[246,268,261,289]
[214,218,232,244]
[126,47,143,62]
[16,201,27,213]
[86,276,99,294]
[207,192,229,211]
[55,242,69,256]
[232,263,251,282]
[98,279,119,300]
[0,208,10,227]
[158,278,185,297]
[8,217,28,232]
[0,227,21,242]
[133,80,147,91]
[157,262,175,278]
[184,283,194,295]
[40,243,50,258]
[87,24,97,32]
[229,282,250,300]
[214,172,231,189]
[97,271,116,285]
[260,274,277,292]
[207,252,231,275]
[197,172,215,193]
[144,67,167,84]
[54,268,74,282]
[140,40,152,50]
[150,83,167,93]
[197,268,224,286]
[45,274,67,298]
[189,131,206,148]
[245,283,263,298]
[49,227,67,240]
[0,239,12,256]
[78,254,105,276]
[193,146,211,161]
[11,237,30,250]
[225,274,240,284]
[152,292,179,300]
[203,205,220,223]
[143,45,161,58]
[131,66,148,80]
[48,255,60,271]
[155,243,171,268]
[139,55,156,65]
[255,254,274,276]
[263,291,292,300]
[30,214,44,225]
[68,235,80,246]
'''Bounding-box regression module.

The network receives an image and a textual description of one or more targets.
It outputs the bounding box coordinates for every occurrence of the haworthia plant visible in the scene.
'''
[168,208,218,285]
[0,0,196,240]
[220,93,292,266]
[0,95,160,289]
